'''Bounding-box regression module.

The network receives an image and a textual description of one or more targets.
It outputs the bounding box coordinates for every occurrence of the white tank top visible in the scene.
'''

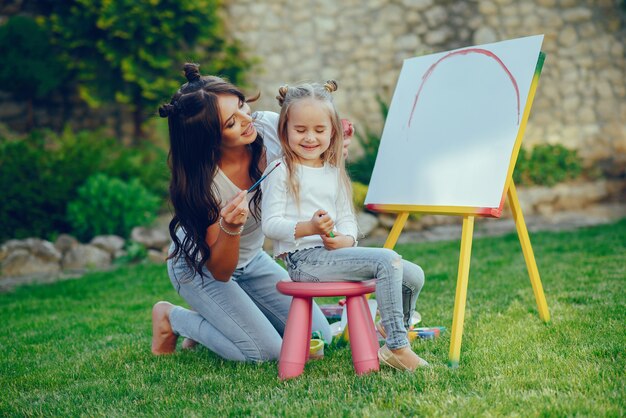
[209,111,282,268]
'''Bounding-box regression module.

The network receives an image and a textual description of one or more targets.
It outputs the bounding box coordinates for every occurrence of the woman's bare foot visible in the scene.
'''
[181,338,198,350]
[151,301,178,355]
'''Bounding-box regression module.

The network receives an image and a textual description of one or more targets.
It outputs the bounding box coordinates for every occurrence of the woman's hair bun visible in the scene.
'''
[276,85,289,107]
[324,80,338,93]
[158,103,176,118]
[183,63,201,83]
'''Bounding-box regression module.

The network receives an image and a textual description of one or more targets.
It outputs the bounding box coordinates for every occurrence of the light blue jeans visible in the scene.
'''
[167,249,332,362]
[284,247,425,350]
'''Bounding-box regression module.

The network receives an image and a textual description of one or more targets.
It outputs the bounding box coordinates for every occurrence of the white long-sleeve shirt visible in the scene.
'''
[261,158,358,257]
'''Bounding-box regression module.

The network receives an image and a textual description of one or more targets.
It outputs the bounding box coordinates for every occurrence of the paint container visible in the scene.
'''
[320,304,344,320]
[309,339,324,359]
[415,327,441,337]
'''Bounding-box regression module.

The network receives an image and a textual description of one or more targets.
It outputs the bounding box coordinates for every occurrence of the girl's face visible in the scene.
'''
[287,98,333,167]
[218,94,257,149]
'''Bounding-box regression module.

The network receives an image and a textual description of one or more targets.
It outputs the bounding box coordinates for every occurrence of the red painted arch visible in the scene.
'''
[407,48,520,128]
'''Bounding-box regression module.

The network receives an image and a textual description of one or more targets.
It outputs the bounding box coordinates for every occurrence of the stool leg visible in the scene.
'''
[278,296,312,380]
[346,295,380,375]
[361,297,380,355]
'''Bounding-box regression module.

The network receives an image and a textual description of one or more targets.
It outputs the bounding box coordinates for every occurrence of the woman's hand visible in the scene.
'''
[321,232,355,250]
[220,190,249,230]
[341,119,354,160]
[204,190,249,281]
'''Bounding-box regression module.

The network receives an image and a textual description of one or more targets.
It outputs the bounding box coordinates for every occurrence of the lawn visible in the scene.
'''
[1,219,624,416]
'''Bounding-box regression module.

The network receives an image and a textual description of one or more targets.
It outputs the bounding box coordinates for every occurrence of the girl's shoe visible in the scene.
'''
[378,344,429,371]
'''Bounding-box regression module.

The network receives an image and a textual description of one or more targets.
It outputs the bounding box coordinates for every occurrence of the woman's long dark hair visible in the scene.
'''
[158,63,264,277]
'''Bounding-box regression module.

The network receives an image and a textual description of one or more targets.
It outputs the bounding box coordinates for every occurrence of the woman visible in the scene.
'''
[151,63,337,361]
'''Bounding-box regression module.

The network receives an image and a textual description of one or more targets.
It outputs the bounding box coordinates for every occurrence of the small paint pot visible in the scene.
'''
[309,339,325,359]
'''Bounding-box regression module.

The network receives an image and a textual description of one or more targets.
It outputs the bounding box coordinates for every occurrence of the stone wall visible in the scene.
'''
[223,0,626,174]
[1,0,624,174]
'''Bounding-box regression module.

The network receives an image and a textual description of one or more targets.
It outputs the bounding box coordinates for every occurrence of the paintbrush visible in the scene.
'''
[247,161,282,193]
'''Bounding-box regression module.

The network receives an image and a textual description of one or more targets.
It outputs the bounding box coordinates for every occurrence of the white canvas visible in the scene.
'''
[365,35,544,209]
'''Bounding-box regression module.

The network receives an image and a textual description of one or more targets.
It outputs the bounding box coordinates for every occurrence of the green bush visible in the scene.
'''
[352,181,369,212]
[67,174,159,241]
[45,0,253,138]
[0,16,69,128]
[0,128,168,242]
[347,97,389,185]
[514,144,583,186]
[114,240,148,265]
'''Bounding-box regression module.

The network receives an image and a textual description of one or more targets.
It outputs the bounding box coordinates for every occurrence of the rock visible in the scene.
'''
[558,26,578,47]
[377,213,398,229]
[147,249,167,264]
[25,239,62,262]
[1,247,61,277]
[62,244,111,272]
[424,5,448,27]
[54,234,79,255]
[425,28,452,44]
[131,227,170,250]
[356,212,379,237]
[0,239,61,277]
[114,249,128,260]
[473,26,498,44]
[90,235,125,255]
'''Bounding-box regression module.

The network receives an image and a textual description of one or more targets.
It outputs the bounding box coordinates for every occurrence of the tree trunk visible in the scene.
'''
[26,98,34,130]
[132,106,143,145]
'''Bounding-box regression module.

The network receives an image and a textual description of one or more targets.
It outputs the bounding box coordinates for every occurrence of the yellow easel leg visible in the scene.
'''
[507,181,550,322]
[383,212,409,249]
[448,215,474,368]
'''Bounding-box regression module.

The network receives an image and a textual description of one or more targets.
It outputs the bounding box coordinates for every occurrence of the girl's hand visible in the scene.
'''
[321,232,355,250]
[310,209,334,236]
[220,190,249,229]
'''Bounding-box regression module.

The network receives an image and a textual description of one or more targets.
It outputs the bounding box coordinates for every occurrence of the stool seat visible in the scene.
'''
[277,280,376,298]
[276,279,380,380]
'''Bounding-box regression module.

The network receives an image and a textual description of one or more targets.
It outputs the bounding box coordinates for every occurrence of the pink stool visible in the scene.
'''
[276,280,379,380]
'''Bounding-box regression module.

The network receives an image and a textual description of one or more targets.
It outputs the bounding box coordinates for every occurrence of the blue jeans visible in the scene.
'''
[167,249,331,362]
[284,247,424,350]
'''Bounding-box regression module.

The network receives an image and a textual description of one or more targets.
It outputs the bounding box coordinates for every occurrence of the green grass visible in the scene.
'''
[1,219,625,416]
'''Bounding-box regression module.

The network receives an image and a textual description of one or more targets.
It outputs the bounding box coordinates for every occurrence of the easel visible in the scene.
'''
[370,53,549,368]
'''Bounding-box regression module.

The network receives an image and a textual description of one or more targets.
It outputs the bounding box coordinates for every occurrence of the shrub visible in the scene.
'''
[347,97,389,185]
[514,144,583,186]
[352,181,369,212]
[114,240,148,265]
[0,128,169,242]
[67,174,160,241]
[0,16,69,128]
[45,0,253,138]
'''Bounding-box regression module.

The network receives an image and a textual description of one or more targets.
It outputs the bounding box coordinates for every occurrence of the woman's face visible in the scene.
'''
[217,94,257,149]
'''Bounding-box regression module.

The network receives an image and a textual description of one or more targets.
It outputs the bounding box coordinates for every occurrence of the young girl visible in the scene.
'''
[261,81,428,371]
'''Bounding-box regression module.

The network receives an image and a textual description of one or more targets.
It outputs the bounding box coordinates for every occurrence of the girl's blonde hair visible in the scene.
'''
[276,80,353,212]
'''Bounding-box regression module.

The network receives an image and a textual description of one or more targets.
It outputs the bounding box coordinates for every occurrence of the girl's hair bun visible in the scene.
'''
[183,63,201,83]
[324,80,338,93]
[276,85,289,106]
